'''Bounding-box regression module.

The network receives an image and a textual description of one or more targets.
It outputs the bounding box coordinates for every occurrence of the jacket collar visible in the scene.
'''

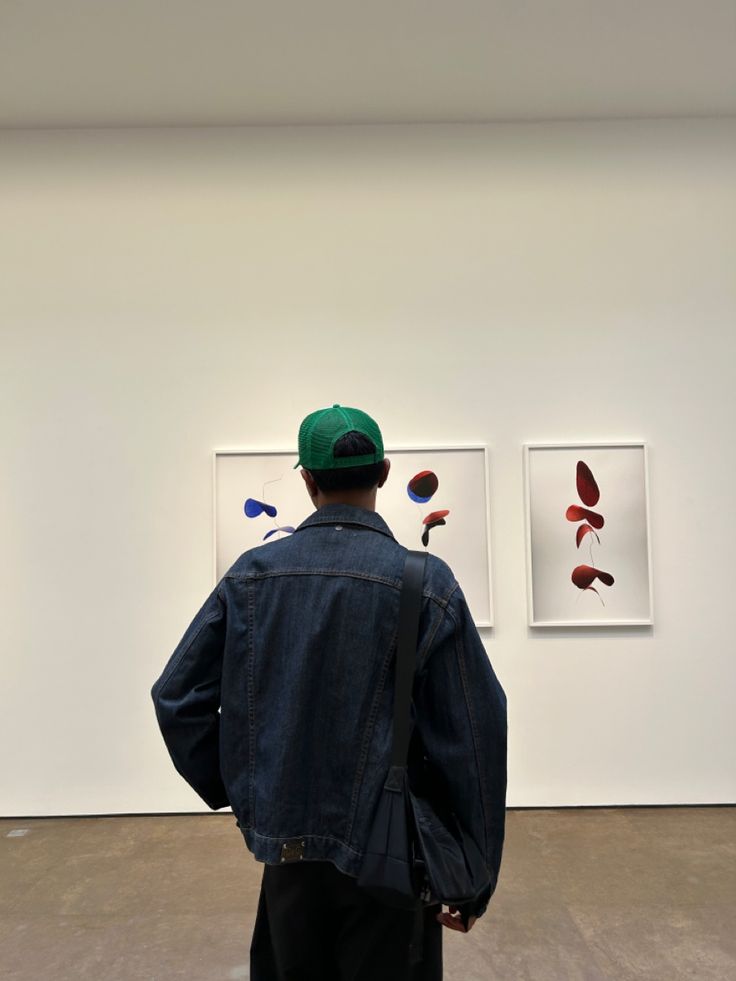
[295,503,395,541]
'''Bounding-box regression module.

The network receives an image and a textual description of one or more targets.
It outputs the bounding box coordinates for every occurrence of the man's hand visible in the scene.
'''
[435,905,478,932]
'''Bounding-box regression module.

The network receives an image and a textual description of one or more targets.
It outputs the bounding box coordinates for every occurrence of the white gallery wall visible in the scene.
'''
[1,118,734,815]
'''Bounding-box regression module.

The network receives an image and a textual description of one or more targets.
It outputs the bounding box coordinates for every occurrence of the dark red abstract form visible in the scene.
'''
[408,470,440,503]
[576,461,600,506]
[566,461,614,605]
[575,523,601,548]
[422,509,450,548]
[565,505,604,529]
[571,565,615,597]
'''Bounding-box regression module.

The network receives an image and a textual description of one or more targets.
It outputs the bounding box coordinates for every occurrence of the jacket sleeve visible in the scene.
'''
[150,584,230,810]
[413,583,507,919]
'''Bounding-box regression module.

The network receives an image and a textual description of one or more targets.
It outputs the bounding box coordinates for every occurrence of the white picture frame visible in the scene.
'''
[523,441,654,627]
[213,444,494,626]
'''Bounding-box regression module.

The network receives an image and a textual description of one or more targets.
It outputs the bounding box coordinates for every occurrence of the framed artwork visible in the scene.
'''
[524,442,653,627]
[213,445,494,626]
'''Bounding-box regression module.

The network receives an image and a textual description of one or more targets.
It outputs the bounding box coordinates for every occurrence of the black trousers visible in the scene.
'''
[250,859,443,981]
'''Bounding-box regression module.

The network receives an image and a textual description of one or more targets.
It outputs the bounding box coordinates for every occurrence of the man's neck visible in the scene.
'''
[315,491,377,512]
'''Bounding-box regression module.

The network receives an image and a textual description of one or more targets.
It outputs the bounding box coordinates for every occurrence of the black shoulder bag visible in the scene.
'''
[357,550,491,915]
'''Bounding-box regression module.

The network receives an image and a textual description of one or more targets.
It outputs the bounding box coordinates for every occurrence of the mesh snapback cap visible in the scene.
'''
[295,404,384,470]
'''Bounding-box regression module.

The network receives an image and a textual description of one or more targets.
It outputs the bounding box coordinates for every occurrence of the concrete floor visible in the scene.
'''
[1,807,734,980]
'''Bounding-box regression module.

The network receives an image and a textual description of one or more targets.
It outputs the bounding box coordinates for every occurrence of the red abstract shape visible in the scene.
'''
[566,505,604,529]
[576,523,601,548]
[422,509,450,526]
[571,565,615,590]
[576,461,600,507]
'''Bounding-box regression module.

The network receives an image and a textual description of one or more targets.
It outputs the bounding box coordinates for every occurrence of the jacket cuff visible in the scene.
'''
[458,878,493,922]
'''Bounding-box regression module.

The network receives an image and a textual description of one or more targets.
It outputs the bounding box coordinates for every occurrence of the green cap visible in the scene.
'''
[295,404,384,470]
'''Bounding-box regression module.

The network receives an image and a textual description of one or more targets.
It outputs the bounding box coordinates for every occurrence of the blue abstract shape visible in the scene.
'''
[244,498,278,519]
[408,488,431,504]
[263,526,296,541]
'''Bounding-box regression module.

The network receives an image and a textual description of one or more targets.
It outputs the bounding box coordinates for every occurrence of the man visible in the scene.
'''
[151,404,507,980]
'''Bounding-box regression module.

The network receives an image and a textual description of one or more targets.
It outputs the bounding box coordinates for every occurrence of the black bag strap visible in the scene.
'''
[391,549,428,768]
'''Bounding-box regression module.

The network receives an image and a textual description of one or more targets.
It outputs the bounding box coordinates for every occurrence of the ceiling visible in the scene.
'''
[1,0,735,128]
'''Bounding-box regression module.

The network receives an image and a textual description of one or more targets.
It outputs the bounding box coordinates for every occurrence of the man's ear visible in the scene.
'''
[377,458,391,489]
[300,468,319,504]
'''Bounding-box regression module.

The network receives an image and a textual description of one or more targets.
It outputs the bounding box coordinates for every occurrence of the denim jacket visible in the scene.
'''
[151,503,507,918]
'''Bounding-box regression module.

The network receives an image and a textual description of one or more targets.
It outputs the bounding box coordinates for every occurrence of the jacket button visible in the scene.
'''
[335,525,343,531]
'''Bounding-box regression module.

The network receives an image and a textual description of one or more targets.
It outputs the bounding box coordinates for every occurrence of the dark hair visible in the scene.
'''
[308,431,385,492]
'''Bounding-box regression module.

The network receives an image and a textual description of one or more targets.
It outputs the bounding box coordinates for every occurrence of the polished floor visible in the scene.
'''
[1,807,734,980]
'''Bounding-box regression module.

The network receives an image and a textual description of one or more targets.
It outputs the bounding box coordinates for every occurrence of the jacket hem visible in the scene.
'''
[240,826,364,880]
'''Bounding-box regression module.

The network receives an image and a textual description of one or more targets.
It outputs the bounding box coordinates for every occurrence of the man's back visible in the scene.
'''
[223,502,457,866]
